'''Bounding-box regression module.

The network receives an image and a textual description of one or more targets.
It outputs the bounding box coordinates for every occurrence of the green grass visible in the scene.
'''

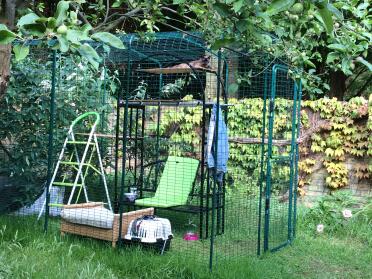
[0,211,371,279]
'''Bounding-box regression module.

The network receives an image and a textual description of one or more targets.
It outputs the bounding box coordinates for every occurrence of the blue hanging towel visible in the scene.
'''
[206,104,229,181]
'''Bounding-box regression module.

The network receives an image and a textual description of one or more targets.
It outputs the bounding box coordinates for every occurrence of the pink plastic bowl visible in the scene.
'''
[183,232,199,241]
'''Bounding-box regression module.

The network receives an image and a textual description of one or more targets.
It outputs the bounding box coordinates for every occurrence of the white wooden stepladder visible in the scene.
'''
[38,112,112,220]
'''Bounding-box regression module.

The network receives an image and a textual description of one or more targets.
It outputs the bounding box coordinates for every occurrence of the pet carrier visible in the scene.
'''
[124,215,173,254]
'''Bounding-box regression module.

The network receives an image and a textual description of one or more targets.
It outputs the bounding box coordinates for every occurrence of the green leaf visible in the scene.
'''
[173,0,186,4]
[77,43,101,69]
[304,58,316,68]
[265,0,295,16]
[356,57,372,72]
[326,52,339,63]
[66,29,88,44]
[55,1,70,26]
[341,57,352,75]
[316,7,333,34]
[0,25,17,44]
[17,13,40,27]
[233,0,244,13]
[91,32,124,49]
[57,35,69,52]
[211,38,235,50]
[213,3,232,17]
[228,83,239,95]
[47,17,57,29]
[13,45,30,61]
[326,3,343,20]
[22,23,46,36]
[236,19,249,33]
[327,44,346,52]
[81,23,93,35]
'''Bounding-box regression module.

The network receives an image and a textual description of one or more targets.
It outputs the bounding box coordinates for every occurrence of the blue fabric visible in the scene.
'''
[206,104,229,177]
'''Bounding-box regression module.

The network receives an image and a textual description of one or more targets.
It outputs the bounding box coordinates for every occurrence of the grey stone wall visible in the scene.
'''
[301,157,371,203]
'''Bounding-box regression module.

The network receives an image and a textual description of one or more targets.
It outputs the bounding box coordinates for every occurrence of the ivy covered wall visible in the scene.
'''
[157,95,371,199]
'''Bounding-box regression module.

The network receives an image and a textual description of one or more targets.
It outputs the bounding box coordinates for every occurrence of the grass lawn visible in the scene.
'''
[0,210,371,279]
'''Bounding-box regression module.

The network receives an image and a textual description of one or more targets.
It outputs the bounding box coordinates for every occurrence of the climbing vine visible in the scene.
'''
[299,96,370,193]
[157,96,371,196]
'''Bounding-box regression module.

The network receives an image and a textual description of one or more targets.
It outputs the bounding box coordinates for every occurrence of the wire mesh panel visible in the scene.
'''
[0,45,53,218]
[0,32,301,271]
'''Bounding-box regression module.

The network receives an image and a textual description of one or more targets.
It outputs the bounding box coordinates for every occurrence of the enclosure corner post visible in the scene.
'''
[209,50,222,271]
[292,80,302,240]
[44,50,57,233]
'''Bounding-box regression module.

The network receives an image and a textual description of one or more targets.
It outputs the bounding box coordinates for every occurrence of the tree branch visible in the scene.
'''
[95,7,142,32]
[160,6,202,27]
[102,0,110,25]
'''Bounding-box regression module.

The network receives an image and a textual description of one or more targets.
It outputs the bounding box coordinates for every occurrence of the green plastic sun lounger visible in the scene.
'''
[135,156,199,208]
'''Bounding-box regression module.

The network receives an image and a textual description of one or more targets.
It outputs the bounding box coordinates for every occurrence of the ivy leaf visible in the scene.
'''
[77,43,101,69]
[0,24,17,44]
[55,1,70,26]
[13,45,30,61]
[265,0,295,16]
[316,6,333,34]
[91,32,125,49]
[356,57,372,72]
[17,13,40,27]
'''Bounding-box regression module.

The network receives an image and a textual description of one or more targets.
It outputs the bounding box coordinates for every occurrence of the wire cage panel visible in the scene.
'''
[0,32,301,271]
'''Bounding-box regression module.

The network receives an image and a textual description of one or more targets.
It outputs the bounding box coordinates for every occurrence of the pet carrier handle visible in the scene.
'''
[71,112,100,129]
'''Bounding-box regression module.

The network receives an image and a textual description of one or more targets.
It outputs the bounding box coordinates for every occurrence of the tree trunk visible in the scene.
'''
[0,0,16,102]
[0,44,11,101]
[328,71,347,100]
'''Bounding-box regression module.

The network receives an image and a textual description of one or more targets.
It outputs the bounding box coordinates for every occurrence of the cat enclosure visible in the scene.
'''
[0,32,301,269]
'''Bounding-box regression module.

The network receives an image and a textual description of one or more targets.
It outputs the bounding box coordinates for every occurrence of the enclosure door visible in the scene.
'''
[262,65,301,252]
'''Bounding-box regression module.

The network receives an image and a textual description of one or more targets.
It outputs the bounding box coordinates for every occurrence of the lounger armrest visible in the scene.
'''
[62,202,104,209]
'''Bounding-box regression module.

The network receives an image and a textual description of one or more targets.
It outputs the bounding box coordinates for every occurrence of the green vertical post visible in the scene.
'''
[118,42,131,246]
[257,54,269,255]
[209,51,222,271]
[263,64,280,251]
[292,81,302,239]
[287,78,299,241]
[44,50,57,232]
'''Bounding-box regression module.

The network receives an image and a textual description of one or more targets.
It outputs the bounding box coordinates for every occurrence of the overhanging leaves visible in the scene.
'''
[213,3,232,17]
[13,45,30,61]
[356,57,372,72]
[265,0,295,16]
[316,7,334,34]
[77,43,101,69]
[55,1,70,26]
[0,25,17,44]
[91,32,125,49]
[17,13,40,27]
